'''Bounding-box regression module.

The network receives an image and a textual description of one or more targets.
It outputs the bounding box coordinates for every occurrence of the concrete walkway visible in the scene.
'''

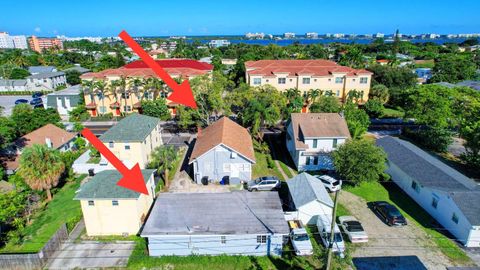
[169,171,230,193]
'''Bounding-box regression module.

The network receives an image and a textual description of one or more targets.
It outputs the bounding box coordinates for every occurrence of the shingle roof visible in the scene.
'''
[28,71,65,79]
[141,191,290,236]
[28,66,56,74]
[289,113,350,150]
[287,172,334,208]
[450,191,480,225]
[63,66,90,74]
[74,169,155,199]
[47,84,81,96]
[99,114,160,142]
[189,117,256,163]
[123,59,213,70]
[0,79,27,86]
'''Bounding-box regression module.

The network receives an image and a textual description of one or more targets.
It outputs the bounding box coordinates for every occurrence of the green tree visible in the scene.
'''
[0,116,17,147]
[148,145,177,187]
[332,139,387,185]
[309,95,341,113]
[17,144,65,201]
[430,54,477,83]
[11,105,61,135]
[65,70,82,85]
[344,103,370,139]
[369,84,389,104]
[9,68,30,79]
[141,99,170,120]
[364,99,384,118]
[460,121,480,168]
[284,88,304,114]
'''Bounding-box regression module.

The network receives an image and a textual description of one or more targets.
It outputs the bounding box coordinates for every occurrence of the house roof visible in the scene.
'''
[376,136,480,225]
[245,60,372,77]
[28,71,65,79]
[0,79,27,87]
[289,113,350,150]
[47,84,81,96]
[141,191,290,236]
[28,66,56,74]
[287,172,334,208]
[123,59,213,70]
[99,114,160,143]
[64,66,90,74]
[189,117,255,163]
[74,169,155,199]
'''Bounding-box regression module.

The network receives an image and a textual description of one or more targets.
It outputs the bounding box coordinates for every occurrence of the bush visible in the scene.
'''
[0,90,50,96]
[364,99,384,118]
[66,214,82,233]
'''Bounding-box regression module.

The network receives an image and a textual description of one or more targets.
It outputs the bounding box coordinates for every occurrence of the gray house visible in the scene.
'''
[141,192,290,256]
[189,117,256,185]
[46,85,82,115]
[27,72,66,91]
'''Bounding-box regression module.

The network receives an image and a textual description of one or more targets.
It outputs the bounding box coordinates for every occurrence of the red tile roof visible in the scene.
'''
[245,59,372,77]
[123,59,213,70]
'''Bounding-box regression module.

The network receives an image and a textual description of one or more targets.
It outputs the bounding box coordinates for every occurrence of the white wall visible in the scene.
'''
[298,200,333,225]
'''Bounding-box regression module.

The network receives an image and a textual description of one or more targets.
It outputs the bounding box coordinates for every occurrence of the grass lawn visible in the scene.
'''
[382,107,405,118]
[87,155,101,164]
[1,175,87,253]
[415,60,435,69]
[252,151,285,180]
[345,181,472,265]
[279,161,293,179]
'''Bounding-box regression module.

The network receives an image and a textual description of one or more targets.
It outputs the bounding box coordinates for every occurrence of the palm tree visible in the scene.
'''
[118,76,128,114]
[94,80,108,115]
[82,80,96,105]
[8,50,29,68]
[17,144,65,201]
[306,89,322,105]
[108,79,120,104]
[128,78,144,103]
[148,146,177,187]
[145,77,165,99]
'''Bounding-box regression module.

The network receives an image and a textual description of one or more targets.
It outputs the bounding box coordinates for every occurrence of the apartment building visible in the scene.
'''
[80,59,213,117]
[28,36,63,52]
[245,59,372,103]
[0,32,28,49]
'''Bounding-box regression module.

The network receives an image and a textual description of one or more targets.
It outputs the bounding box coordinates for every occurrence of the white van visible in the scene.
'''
[317,214,345,257]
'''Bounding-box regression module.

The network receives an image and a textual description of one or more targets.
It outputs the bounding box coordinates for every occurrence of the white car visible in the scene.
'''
[339,216,368,243]
[315,175,342,192]
[317,214,345,257]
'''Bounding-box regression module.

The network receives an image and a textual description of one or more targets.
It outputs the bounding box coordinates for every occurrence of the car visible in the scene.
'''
[315,175,342,192]
[288,220,313,256]
[371,201,407,226]
[317,214,345,257]
[338,216,368,243]
[30,98,43,106]
[31,92,43,98]
[14,99,28,105]
[246,176,280,191]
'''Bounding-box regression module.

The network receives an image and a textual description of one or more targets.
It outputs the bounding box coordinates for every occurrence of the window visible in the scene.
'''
[112,200,119,206]
[121,93,130,99]
[239,164,251,172]
[306,156,312,165]
[312,139,318,148]
[431,197,438,209]
[452,213,459,224]
[313,156,319,165]
[99,106,107,113]
[336,90,340,97]
[123,105,132,112]
[278,78,286,84]
[88,200,94,206]
[160,92,168,98]
[109,141,114,148]
[257,235,267,243]
[221,236,226,244]
[223,163,231,172]
[333,139,338,148]
[253,78,261,85]
[360,77,368,84]
[125,145,130,150]
[411,181,420,193]
[335,77,343,84]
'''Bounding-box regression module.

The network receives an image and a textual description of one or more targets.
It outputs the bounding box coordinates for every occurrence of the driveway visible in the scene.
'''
[0,95,33,116]
[339,191,452,270]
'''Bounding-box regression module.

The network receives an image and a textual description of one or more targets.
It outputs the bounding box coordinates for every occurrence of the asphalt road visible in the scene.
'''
[0,95,45,116]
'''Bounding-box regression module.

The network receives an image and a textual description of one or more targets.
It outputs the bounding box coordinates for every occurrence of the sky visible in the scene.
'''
[2,0,480,37]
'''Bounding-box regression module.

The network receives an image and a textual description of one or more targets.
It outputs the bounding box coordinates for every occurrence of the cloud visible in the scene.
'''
[34,27,41,33]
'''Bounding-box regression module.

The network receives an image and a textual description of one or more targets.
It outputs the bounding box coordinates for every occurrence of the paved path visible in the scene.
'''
[169,171,230,193]
[339,191,453,270]
[0,95,32,116]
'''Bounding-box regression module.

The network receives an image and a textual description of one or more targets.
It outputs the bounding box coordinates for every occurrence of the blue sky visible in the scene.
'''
[2,0,479,37]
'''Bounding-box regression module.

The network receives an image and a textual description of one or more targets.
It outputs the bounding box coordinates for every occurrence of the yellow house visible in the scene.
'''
[99,114,162,169]
[74,169,156,236]
[245,59,372,103]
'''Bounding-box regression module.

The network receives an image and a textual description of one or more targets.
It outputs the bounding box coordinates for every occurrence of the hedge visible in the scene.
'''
[0,90,51,96]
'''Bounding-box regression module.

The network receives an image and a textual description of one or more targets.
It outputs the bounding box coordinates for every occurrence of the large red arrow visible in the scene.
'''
[81,128,149,195]
[119,30,198,109]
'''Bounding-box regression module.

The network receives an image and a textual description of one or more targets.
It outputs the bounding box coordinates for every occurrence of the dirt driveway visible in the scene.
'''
[339,191,452,270]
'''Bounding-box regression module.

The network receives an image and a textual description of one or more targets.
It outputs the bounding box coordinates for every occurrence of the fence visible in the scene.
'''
[0,224,68,270]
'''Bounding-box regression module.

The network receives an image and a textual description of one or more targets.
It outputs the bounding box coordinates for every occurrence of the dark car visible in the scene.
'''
[371,201,407,226]
[14,99,28,105]
[32,92,43,98]
[30,98,43,106]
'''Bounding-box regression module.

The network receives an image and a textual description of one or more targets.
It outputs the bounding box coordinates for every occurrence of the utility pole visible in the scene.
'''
[326,190,339,270]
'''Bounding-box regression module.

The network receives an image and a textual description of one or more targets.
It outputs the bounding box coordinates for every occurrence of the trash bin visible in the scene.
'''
[201,176,209,185]
[88,168,95,177]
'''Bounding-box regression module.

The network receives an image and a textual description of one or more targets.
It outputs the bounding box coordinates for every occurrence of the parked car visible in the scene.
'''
[14,99,28,105]
[246,176,280,191]
[30,98,43,106]
[371,201,407,226]
[287,220,313,256]
[31,92,43,98]
[338,216,368,243]
[315,175,342,192]
[317,214,345,257]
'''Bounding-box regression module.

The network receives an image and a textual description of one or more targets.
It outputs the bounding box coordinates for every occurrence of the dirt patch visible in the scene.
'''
[339,191,452,270]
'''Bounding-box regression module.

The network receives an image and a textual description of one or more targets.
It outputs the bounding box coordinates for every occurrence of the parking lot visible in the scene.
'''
[0,95,43,116]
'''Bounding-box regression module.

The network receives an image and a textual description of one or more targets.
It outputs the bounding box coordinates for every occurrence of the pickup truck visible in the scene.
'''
[288,220,313,256]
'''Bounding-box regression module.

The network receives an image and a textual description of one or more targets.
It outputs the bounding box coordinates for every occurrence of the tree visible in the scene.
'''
[148,145,177,187]
[94,80,108,115]
[344,103,370,139]
[460,121,480,168]
[367,64,417,106]
[284,88,303,114]
[332,139,387,185]
[430,54,477,83]
[364,99,384,118]
[11,105,61,135]
[65,70,82,85]
[9,68,30,79]
[369,84,389,104]
[0,116,17,147]
[141,99,170,120]
[309,95,341,113]
[17,144,65,201]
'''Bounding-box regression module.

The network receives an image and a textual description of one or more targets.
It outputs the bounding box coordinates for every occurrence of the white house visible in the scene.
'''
[141,192,290,256]
[286,113,350,171]
[286,172,333,225]
[27,72,67,91]
[377,136,480,247]
[46,85,82,115]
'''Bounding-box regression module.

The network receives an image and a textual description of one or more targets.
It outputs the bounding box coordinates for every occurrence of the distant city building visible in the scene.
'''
[333,33,345,38]
[0,32,28,49]
[57,35,104,43]
[284,32,296,39]
[28,36,63,52]
[245,32,265,39]
[208,39,231,48]
[306,32,318,39]
[374,33,385,38]
[428,33,440,39]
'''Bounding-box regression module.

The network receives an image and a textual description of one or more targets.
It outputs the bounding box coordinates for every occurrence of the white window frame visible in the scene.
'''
[360,77,368,84]
[253,78,261,85]
[278,78,286,84]
[302,77,310,84]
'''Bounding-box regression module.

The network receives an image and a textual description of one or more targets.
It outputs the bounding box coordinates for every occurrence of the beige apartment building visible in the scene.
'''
[75,169,156,236]
[245,60,372,103]
[80,59,213,117]
[99,114,162,169]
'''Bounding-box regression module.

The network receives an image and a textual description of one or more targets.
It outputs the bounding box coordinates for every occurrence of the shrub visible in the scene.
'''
[364,99,384,118]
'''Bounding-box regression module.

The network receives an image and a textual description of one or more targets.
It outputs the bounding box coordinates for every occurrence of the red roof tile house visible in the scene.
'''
[189,117,256,185]
[80,59,213,117]
[245,60,372,103]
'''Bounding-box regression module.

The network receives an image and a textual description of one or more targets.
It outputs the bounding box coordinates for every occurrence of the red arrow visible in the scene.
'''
[118,30,198,109]
[81,128,149,195]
